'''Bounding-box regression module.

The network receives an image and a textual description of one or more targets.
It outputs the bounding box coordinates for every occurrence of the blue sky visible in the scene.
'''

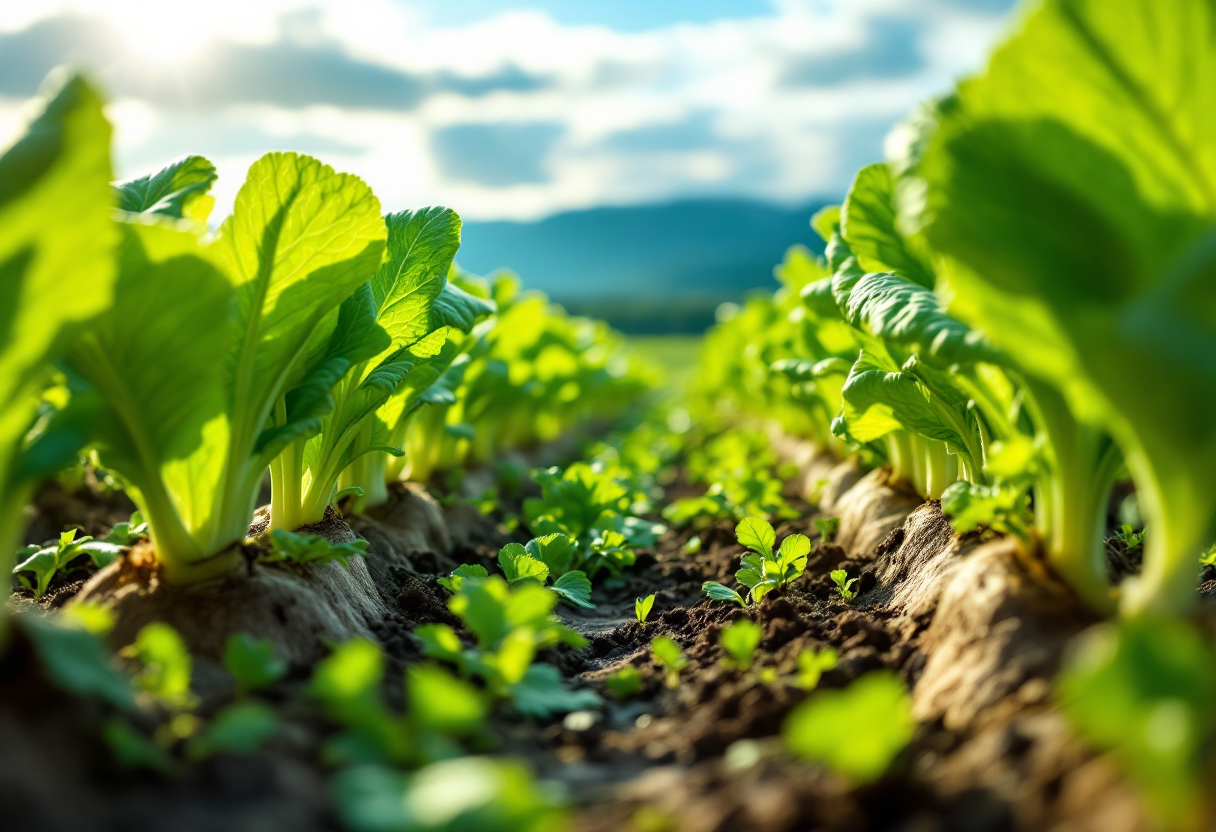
[0,0,1018,220]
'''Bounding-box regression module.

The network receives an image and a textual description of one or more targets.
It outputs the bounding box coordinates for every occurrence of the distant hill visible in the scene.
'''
[458,198,828,333]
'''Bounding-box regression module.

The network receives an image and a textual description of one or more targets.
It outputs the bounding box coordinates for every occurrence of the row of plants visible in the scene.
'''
[1,69,659,831]
[686,0,1216,827]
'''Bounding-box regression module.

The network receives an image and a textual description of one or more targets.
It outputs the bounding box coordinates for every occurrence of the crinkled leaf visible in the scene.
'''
[114,155,217,223]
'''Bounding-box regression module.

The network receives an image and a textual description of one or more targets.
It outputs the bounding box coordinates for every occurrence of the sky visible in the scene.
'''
[0,0,1019,222]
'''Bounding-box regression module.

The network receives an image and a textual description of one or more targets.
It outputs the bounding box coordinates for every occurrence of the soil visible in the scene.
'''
[2,431,1197,832]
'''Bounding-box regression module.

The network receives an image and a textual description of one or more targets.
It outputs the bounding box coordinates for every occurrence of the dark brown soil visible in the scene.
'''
[2,437,1191,832]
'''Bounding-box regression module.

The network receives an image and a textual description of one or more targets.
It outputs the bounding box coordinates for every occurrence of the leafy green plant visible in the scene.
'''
[524,462,664,579]
[0,74,119,634]
[702,517,810,607]
[635,594,656,623]
[122,623,197,713]
[916,0,1216,616]
[416,576,599,718]
[310,638,489,767]
[830,569,858,601]
[795,648,838,690]
[651,636,688,689]
[1059,619,1216,831]
[604,666,644,700]
[65,149,387,585]
[331,757,567,832]
[260,529,369,569]
[701,581,746,608]
[269,208,493,529]
[783,671,914,783]
[105,512,149,546]
[14,529,123,599]
[1116,525,1147,552]
[475,538,595,609]
[813,517,840,542]
[719,619,762,672]
[1201,544,1216,569]
[223,633,287,695]
[684,535,702,555]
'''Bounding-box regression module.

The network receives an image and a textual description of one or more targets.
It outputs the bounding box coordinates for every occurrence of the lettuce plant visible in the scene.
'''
[0,74,118,625]
[703,516,810,606]
[917,0,1216,615]
[65,151,386,583]
[268,208,492,529]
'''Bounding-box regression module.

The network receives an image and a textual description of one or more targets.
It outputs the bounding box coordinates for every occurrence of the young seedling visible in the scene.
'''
[795,648,838,690]
[719,619,762,672]
[261,530,369,569]
[684,535,703,555]
[813,516,840,542]
[1201,544,1216,569]
[702,516,810,607]
[13,530,123,599]
[651,636,688,689]
[635,594,656,623]
[495,539,595,609]
[1115,524,1146,551]
[830,569,858,601]
[702,581,747,607]
[604,666,644,700]
[105,512,149,546]
[783,671,914,783]
[223,633,287,696]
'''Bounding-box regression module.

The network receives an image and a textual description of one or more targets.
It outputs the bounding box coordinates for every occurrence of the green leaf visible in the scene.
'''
[189,702,278,758]
[0,73,118,565]
[552,571,594,609]
[783,671,914,783]
[919,0,1216,615]
[19,612,135,711]
[635,593,655,622]
[264,529,369,568]
[223,632,287,694]
[525,533,578,575]
[1058,619,1216,829]
[604,666,643,700]
[331,758,566,832]
[651,636,687,671]
[795,648,838,690]
[407,664,486,736]
[837,270,1000,366]
[122,622,195,711]
[735,516,775,558]
[777,534,811,576]
[437,563,488,594]
[372,207,462,351]
[719,619,762,671]
[841,163,935,288]
[497,543,550,586]
[66,219,235,570]
[114,155,217,223]
[509,663,601,719]
[702,581,746,607]
[309,638,385,724]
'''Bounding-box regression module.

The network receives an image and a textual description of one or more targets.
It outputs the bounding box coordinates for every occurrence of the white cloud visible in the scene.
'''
[0,0,1014,220]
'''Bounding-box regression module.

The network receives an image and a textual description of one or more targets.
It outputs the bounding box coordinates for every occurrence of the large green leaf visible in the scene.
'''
[841,163,935,289]
[217,152,385,458]
[113,155,217,223]
[0,73,117,560]
[67,220,234,563]
[372,207,463,351]
[838,270,1001,366]
[921,0,1216,615]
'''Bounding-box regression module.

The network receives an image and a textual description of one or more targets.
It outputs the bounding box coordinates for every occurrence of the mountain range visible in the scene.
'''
[458,198,828,333]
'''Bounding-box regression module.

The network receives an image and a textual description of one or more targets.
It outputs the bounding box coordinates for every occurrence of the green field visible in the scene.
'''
[626,335,702,392]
